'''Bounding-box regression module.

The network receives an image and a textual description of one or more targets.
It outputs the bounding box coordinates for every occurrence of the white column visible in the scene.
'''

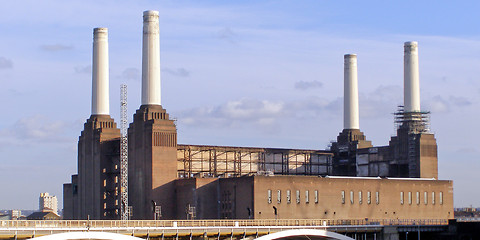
[344,54,360,130]
[404,41,421,112]
[91,28,110,115]
[142,10,161,105]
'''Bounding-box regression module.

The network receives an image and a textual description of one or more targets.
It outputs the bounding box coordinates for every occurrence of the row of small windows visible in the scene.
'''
[267,190,319,204]
[400,191,443,205]
[268,189,444,206]
[341,191,380,205]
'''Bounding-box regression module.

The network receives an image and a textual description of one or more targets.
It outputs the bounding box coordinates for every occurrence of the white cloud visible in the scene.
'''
[74,65,91,74]
[359,85,403,118]
[294,80,323,90]
[120,68,140,81]
[0,115,71,145]
[449,96,471,107]
[178,98,285,127]
[424,95,472,113]
[162,67,190,77]
[0,57,13,69]
[40,44,74,52]
[176,96,345,130]
[217,27,237,43]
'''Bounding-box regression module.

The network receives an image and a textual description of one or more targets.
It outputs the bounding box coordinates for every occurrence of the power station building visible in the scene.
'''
[63,10,453,221]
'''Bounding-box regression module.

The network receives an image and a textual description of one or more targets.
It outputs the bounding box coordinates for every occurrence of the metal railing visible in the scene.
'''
[0,219,448,229]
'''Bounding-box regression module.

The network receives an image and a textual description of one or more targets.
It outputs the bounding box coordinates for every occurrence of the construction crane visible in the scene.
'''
[120,84,129,221]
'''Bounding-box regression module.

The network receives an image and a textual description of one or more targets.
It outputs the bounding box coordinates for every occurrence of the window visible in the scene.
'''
[367,191,371,204]
[267,190,272,204]
[400,192,404,205]
[376,192,380,205]
[286,190,291,203]
[115,176,118,183]
[416,192,420,205]
[104,192,107,200]
[296,190,300,204]
[358,191,362,204]
[305,190,309,204]
[350,191,354,204]
[432,192,435,205]
[314,190,319,204]
[408,192,412,205]
[103,203,106,209]
[103,179,107,187]
[115,199,118,206]
[424,192,428,205]
[440,192,443,205]
[277,190,281,203]
[341,191,345,204]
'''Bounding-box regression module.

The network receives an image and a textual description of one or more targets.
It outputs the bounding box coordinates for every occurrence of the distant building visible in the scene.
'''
[27,211,60,220]
[10,210,22,220]
[39,192,58,214]
[455,207,480,221]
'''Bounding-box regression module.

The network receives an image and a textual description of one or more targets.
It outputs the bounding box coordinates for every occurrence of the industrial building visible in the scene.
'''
[63,10,453,221]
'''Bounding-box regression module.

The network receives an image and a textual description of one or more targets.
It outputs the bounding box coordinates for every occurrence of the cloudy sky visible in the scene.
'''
[1,0,480,210]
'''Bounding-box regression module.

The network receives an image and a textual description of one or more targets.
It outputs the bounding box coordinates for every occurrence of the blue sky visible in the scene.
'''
[0,0,479,210]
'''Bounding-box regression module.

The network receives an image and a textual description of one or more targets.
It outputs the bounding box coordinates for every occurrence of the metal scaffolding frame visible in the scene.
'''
[177,145,332,178]
[394,105,431,134]
[120,84,129,221]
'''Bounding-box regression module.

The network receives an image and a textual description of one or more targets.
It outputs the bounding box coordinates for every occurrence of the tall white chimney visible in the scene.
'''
[404,41,421,112]
[344,54,360,130]
[142,10,161,106]
[91,28,110,115]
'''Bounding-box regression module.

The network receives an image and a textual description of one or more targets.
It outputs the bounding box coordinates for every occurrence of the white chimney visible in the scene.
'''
[141,10,161,106]
[404,41,421,112]
[91,28,110,115]
[344,54,360,130]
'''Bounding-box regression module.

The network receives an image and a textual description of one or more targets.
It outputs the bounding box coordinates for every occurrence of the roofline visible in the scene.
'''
[325,176,438,181]
[177,144,332,153]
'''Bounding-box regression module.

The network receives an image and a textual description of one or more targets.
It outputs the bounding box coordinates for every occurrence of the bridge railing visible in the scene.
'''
[0,219,448,229]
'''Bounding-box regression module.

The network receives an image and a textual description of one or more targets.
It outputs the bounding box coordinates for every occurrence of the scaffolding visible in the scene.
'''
[177,145,332,178]
[393,105,431,177]
[393,105,430,134]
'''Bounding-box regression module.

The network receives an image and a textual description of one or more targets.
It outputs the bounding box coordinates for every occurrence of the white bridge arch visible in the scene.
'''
[255,229,355,240]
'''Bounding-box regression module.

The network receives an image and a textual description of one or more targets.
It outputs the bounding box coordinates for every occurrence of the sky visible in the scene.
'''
[1,0,480,210]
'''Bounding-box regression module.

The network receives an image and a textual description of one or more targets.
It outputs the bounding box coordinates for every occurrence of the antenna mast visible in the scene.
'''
[120,84,129,220]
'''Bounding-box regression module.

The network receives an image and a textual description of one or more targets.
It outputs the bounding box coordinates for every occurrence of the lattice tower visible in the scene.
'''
[120,84,129,220]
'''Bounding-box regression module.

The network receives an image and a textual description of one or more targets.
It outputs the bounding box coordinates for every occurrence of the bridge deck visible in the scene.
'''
[0,219,448,239]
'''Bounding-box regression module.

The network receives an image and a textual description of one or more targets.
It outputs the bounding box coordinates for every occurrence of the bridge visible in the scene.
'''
[0,219,449,240]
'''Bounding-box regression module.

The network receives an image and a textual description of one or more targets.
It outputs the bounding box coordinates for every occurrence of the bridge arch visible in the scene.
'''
[31,232,144,240]
[255,229,354,240]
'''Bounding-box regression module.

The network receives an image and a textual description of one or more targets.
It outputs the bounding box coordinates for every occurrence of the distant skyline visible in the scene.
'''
[1,0,479,209]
